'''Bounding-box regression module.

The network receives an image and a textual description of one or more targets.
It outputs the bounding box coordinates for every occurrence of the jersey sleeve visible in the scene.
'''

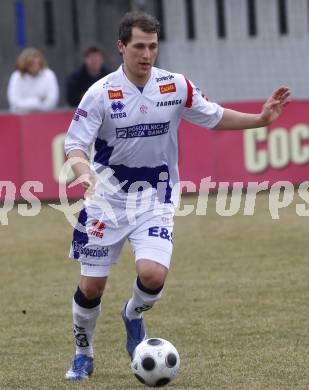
[181,78,224,129]
[64,87,104,157]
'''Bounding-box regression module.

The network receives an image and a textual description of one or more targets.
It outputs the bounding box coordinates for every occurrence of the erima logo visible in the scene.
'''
[156,99,182,107]
[156,74,174,82]
[159,83,176,94]
[111,101,127,119]
[111,101,125,112]
[89,219,106,238]
[108,90,124,99]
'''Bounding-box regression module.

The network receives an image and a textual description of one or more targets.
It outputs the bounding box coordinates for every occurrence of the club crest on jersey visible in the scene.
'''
[159,83,176,94]
[140,104,148,114]
[111,101,127,118]
[108,90,124,99]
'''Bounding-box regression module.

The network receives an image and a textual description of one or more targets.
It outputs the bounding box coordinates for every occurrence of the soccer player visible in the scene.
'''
[64,11,290,380]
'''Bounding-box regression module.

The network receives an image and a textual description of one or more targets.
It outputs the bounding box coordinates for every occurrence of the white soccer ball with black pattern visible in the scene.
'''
[131,338,180,387]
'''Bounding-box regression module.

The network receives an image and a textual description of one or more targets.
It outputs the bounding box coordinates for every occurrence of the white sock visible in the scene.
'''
[72,299,101,357]
[126,278,163,320]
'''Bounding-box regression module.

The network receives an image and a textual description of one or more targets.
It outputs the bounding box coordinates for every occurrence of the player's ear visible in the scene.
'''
[117,40,125,54]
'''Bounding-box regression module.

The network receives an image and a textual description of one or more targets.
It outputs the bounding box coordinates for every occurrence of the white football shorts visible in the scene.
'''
[69,204,174,277]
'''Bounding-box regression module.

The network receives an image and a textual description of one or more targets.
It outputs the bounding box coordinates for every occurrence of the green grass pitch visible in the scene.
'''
[0,194,308,389]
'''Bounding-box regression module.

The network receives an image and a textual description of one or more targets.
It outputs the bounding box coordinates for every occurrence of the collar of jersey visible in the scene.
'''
[119,64,154,94]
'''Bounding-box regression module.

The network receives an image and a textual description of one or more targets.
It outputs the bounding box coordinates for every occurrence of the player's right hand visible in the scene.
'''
[70,172,96,198]
[81,173,96,198]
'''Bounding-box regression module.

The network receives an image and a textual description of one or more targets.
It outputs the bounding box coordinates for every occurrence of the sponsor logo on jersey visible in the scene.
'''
[156,99,182,107]
[111,101,127,118]
[72,241,109,258]
[89,220,106,238]
[156,74,174,82]
[73,108,88,121]
[108,90,124,99]
[116,122,170,139]
[159,83,176,94]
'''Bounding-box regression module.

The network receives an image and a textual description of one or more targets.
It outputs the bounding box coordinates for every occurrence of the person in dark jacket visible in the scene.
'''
[66,45,111,107]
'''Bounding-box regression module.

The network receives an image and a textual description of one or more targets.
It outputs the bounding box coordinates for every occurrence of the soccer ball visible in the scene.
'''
[131,338,180,387]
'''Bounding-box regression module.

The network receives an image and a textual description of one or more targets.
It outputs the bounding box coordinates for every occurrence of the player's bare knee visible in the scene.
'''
[79,276,107,300]
[82,286,102,300]
[137,262,168,289]
[142,273,165,289]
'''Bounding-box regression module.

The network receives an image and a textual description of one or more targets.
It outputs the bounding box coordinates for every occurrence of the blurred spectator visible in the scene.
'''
[7,48,59,113]
[66,45,111,107]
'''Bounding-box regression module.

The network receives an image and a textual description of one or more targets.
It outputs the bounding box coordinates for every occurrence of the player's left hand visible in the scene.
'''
[260,87,291,125]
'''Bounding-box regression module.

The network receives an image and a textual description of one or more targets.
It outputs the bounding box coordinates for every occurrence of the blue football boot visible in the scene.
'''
[65,354,94,380]
[121,302,147,358]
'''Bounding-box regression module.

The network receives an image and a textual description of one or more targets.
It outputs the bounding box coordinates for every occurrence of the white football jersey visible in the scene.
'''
[65,65,223,209]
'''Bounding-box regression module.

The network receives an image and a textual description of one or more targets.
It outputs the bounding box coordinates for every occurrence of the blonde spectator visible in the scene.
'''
[7,48,59,113]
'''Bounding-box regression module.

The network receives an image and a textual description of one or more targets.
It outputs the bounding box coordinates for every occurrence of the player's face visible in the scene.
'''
[118,27,158,85]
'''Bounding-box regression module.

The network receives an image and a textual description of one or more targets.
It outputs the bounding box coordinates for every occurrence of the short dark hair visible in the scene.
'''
[83,44,104,58]
[119,11,160,45]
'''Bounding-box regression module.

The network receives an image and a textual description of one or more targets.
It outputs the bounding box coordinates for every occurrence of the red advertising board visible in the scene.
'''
[0,114,22,200]
[19,111,84,200]
[178,100,309,188]
[214,101,309,185]
[0,111,84,201]
[0,100,308,201]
